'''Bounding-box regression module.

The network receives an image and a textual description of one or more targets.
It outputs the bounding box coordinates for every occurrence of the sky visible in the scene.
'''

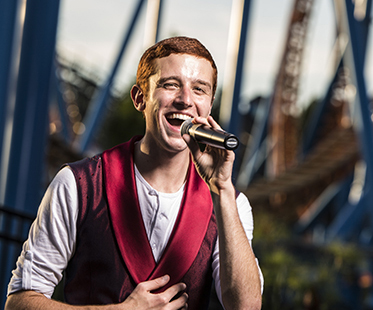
[56,0,373,110]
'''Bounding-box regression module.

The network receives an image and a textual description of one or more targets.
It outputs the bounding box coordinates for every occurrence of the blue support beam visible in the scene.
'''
[294,178,352,236]
[0,2,60,307]
[75,0,147,153]
[326,0,373,243]
[228,0,252,137]
[4,0,60,213]
[0,3,22,307]
[345,0,373,183]
[326,187,371,242]
[0,0,21,194]
[155,0,164,43]
[302,60,344,155]
[236,96,271,187]
[302,0,370,156]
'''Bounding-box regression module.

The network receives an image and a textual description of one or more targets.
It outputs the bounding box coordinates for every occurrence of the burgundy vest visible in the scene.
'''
[63,136,218,309]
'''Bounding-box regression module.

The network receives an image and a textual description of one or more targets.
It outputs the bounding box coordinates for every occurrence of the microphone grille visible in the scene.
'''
[180,119,193,136]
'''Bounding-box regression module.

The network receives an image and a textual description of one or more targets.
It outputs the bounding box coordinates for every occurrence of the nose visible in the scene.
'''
[175,86,193,107]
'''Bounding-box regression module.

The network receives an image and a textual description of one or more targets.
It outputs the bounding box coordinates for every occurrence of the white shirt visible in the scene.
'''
[7,166,263,304]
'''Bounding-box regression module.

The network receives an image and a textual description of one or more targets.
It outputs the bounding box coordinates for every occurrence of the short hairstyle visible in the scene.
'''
[136,36,218,99]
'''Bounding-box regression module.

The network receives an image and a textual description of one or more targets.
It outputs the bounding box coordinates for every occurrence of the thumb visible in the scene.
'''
[182,134,201,158]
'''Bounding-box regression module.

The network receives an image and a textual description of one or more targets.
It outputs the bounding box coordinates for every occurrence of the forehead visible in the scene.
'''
[153,54,214,83]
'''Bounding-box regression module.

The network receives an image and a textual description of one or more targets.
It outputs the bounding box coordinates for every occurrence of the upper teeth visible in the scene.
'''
[168,113,192,120]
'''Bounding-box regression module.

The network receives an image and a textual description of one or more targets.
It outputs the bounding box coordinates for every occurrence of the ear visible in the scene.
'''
[131,85,146,112]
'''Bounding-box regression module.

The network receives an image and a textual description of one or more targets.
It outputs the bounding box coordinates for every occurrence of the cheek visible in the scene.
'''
[196,100,212,117]
[143,103,157,123]
[152,91,174,109]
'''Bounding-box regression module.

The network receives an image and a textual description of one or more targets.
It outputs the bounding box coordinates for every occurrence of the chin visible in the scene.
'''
[166,138,188,153]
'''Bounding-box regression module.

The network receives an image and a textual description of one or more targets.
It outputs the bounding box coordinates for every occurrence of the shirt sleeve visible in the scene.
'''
[7,167,79,298]
[212,192,264,306]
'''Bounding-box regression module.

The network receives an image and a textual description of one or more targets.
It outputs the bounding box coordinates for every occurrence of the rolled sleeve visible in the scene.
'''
[7,167,78,298]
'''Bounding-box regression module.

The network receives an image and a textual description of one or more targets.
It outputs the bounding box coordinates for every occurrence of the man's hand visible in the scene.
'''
[182,115,235,193]
[122,275,188,310]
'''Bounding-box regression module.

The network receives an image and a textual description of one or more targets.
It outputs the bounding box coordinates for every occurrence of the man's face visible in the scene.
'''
[141,54,214,153]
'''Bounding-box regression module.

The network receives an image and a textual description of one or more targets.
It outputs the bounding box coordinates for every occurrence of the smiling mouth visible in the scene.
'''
[166,113,192,127]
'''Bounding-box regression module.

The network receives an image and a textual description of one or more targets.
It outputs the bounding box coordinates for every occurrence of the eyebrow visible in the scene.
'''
[157,76,212,90]
[157,76,181,86]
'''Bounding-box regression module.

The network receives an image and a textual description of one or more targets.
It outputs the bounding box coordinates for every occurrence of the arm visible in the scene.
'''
[212,193,264,307]
[5,275,188,310]
[211,184,262,310]
[183,116,262,310]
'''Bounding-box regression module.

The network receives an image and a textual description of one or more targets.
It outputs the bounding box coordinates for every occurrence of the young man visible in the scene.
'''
[5,36,263,310]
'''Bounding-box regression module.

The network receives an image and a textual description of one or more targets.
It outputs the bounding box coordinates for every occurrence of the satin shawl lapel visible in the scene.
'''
[102,137,213,287]
[102,136,155,284]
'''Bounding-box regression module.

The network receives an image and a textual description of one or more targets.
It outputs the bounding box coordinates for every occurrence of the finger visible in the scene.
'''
[182,134,202,159]
[206,115,222,130]
[140,275,170,292]
[162,282,187,301]
[160,282,187,308]
[192,116,210,126]
[169,291,188,309]
[193,115,223,133]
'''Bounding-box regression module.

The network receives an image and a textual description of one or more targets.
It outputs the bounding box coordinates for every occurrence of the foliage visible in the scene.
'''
[94,86,145,150]
[253,210,370,310]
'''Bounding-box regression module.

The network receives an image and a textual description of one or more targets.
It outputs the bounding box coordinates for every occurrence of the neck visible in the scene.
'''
[134,139,190,193]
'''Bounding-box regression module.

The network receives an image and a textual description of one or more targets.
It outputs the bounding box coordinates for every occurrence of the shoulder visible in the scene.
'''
[43,167,77,205]
[67,154,102,175]
[53,166,76,186]
[44,166,78,219]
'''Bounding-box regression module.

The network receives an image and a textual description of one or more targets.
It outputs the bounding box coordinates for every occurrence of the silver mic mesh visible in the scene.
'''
[180,119,193,136]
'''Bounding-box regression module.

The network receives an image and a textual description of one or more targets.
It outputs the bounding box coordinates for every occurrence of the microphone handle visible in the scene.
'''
[188,124,239,150]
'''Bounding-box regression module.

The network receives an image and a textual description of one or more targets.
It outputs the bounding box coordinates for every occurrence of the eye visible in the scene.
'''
[163,82,179,90]
[194,86,207,95]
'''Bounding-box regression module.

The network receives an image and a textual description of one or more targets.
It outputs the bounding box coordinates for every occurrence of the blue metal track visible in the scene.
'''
[0,1,60,307]
[228,0,252,137]
[325,0,373,243]
[75,0,147,153]
[4,0,60,213]
[0,0,21,194]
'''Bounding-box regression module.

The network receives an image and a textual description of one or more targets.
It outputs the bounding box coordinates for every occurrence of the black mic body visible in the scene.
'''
[180,119,239,150]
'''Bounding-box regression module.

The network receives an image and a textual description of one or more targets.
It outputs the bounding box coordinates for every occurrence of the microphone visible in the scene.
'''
[180,119,239,150]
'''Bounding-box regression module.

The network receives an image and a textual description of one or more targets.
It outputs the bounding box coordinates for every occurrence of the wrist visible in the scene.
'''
[209,177,234,195]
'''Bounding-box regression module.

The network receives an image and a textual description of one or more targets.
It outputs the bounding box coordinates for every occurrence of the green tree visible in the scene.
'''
[95,85,145,150]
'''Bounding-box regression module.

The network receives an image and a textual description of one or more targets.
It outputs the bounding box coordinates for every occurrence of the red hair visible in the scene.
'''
[136,36,218,99]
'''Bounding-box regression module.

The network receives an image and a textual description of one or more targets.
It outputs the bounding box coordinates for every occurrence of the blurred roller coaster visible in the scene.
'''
[0,0,372,308]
